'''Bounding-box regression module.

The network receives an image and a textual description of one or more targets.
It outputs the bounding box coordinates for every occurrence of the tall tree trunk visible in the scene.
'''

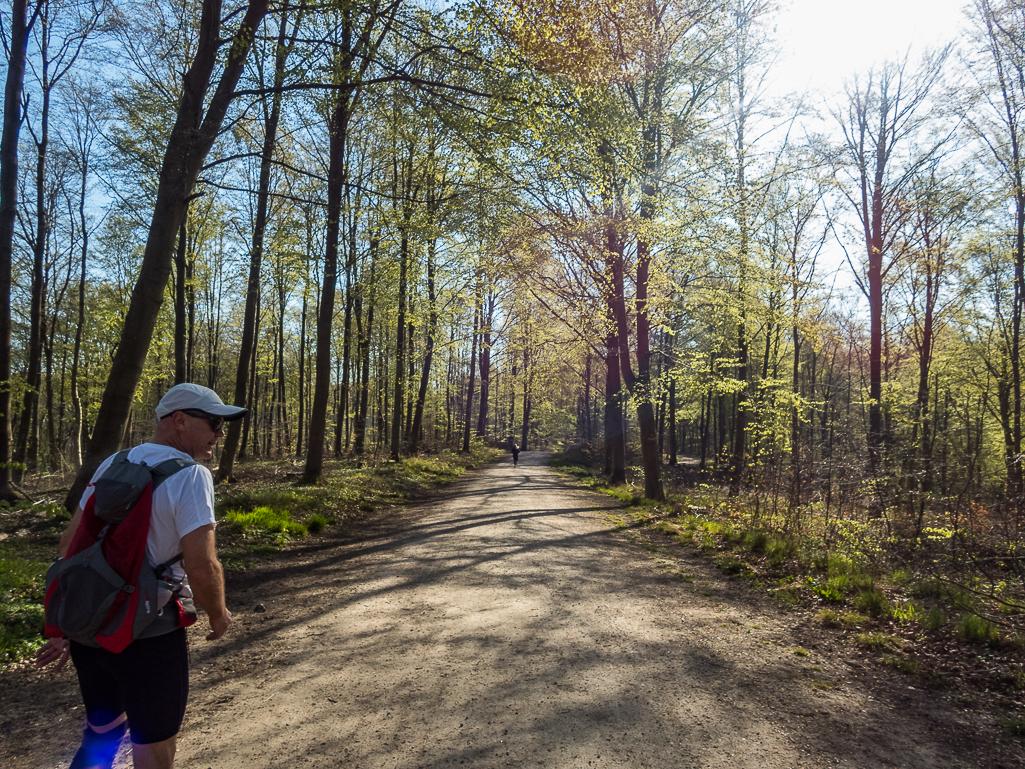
[335,185,357,457]
[509,359,517,436]
[610,228,663,500]
[729,13,751,496]
[15,18,54,482]
[790,322,803,510]
[520,345,531,452]
[626,231,664,501]
[275,275,290,454]
[409,237,438,454]
[354,236,378,456]
[297,283,308,457]
[867,143,886,476]
[390,200,411,462]
[603,345,625,484]
[476,292,494,437]
[730,312,749,495]
[699,388,710,469]
[188,246,196,384]
[174,218,188,384]
[600,144,626,483]
[304,109,344,479]
[668,371,677,466]
[44,320,58,469]
[379,323,389,449]
[303,4,369,482]
[583,351,593,442]
[405,310,414,440]
[977,0,1025,498]
[0,1,42,499]
[296,208,317,458]
[240,294,261,462]
[70,149,88,468]
[217,3,291,481]
[461,294,480,453]
[656,346,665,460]
[65,0,269,510]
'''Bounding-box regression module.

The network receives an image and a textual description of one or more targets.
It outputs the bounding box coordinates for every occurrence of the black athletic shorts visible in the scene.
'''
[69,628,189,744]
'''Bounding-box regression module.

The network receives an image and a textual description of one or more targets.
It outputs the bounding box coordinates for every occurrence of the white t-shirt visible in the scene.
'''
[79,443,216,586]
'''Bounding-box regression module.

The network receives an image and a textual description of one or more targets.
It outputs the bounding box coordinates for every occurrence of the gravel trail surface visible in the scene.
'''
[3,452,1017,768]
[174,453,1008,769]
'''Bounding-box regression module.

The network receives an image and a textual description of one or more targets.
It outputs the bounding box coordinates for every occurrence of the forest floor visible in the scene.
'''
[3,451,1025,768]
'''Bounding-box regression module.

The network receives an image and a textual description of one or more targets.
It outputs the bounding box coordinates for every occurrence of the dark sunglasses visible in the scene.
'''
[179,409,225,432]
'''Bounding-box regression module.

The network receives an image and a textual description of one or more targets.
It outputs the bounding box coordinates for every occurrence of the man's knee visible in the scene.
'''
[69,719,127,769]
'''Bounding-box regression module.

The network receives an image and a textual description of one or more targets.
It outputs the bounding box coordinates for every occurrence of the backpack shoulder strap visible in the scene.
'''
[150,457,198,490]
[110,449,133,466]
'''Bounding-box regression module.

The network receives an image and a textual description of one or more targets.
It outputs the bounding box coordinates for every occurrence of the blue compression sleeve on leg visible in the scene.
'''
[69,721,127,769]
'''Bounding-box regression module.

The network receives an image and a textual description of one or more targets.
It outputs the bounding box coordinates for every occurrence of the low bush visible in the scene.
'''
[924,608,948,631]
[855,588,890,618]
[957,613,1000,645]
[715,556,747,576]
[881,653,919,675]
[891,600,925,625]
[817,609,841,627]
[1001,718,1025,737]
[855,632,902,650]
[225,506,308,538]
[743,530,769,553]
[305,513,334,534]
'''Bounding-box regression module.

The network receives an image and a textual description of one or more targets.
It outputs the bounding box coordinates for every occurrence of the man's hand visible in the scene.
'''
[181,524,231,642]
[35,637,70,672]
[206,609,232,641]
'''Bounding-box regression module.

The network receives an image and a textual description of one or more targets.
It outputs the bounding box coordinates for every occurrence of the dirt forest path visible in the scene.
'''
[5,452,1020,768]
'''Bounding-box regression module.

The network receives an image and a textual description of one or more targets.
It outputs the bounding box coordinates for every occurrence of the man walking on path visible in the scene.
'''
[36,383,246,769]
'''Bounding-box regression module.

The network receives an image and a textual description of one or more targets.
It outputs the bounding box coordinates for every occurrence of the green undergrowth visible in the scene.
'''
[0,501,69,666]
[552,455,1025,696]
[215,445,497,569]
[213,444,498,570]
[0,444,497,665]
[0,555,48,665]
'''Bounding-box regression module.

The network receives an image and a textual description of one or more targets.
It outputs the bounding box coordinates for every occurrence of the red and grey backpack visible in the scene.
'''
[44,450,199,651]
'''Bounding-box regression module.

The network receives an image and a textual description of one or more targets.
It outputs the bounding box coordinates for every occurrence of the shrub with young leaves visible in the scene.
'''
[957,613,1000,644]
[224,506,307,538]
[855,588,890,618]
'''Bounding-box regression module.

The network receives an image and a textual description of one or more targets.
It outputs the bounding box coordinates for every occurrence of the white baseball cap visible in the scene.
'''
[155,383,248,421]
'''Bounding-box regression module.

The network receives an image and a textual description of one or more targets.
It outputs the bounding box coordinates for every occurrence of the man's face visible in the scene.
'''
[179,411,225,461]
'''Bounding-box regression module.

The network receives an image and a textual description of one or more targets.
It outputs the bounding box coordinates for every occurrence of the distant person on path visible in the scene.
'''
[36,383,246,769]
[511,441,520,466]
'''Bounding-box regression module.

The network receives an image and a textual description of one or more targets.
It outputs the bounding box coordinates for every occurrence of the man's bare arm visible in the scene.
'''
[59,507,84,558]
[180,524,232,640]
[37,508,86,671]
